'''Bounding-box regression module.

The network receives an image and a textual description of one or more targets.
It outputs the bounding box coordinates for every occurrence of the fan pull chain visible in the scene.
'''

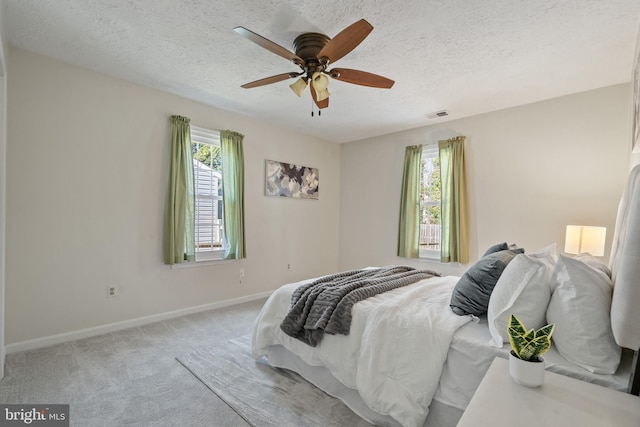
[310,99,322,118]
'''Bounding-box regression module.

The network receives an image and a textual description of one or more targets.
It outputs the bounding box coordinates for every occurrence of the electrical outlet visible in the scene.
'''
[287,264,291,270]
[107,286,117,298]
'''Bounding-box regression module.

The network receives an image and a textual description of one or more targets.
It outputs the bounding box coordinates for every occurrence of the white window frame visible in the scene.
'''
[419,144,441,260]
[191,126,225,262]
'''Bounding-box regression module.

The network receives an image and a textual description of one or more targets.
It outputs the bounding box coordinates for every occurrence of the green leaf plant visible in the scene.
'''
[508,314,555,362]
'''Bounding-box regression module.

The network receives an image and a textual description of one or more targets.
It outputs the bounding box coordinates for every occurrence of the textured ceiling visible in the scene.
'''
[5,0,640,143]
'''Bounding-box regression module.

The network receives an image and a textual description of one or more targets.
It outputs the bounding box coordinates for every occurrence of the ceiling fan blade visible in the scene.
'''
[310,84,329,109]
[330,68,395,88]
[241,73,298,89]
[234,26,303,66]
[317,19,373,64]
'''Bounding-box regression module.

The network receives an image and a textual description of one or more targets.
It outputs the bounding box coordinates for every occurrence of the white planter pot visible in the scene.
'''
[509,350,545,387]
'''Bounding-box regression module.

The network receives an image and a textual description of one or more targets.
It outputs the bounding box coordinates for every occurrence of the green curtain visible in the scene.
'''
[397,145,422,258]
[220,130,246,259]
[163,116,195,264]
[439,136,469,263]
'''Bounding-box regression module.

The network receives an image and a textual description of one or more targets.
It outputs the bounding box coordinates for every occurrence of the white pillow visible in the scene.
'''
[487,244,557,347]
[573,252,612,278]
[546,254,621,374]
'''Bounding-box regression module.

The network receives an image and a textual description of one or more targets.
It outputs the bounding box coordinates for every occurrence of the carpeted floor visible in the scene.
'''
[0,299,267,427]
[0,297,463,427]
[176,335,373,427]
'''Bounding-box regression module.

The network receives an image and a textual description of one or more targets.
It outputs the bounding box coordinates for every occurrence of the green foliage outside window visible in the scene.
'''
[193,144,221,171]
[422,157,441,225]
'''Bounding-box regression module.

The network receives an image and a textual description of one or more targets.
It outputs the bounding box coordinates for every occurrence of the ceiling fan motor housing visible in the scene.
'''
[293,33,330,76]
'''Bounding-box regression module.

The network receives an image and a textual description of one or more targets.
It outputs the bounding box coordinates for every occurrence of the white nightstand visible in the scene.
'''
[457,357,640,427]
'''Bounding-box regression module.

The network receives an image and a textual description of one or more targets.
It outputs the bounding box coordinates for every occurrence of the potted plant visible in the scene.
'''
[507,314,555,387]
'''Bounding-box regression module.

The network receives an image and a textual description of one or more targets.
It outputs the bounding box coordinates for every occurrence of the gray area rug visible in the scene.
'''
[176,335,373,427]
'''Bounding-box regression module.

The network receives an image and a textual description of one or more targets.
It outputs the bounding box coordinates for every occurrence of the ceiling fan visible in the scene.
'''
[233,19,395,110]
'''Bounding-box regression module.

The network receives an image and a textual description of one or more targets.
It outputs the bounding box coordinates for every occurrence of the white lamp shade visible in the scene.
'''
[564,225,607,256]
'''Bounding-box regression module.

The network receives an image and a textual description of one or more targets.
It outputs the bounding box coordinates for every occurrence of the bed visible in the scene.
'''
[251,166,640,427]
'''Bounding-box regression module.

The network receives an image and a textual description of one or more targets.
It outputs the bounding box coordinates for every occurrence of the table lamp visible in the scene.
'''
[564,225,606,256]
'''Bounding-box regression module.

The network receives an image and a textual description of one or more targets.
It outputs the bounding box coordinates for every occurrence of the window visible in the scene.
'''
[419,145,441,258]
[191,126,224,261]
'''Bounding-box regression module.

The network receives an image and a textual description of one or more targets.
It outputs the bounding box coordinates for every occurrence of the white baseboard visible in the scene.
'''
[5,291,272,354]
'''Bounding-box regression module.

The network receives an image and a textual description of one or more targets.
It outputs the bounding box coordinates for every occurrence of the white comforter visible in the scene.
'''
[252,274,471,427]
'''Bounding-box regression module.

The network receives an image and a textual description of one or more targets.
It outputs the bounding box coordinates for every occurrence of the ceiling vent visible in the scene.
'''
[427,110,449,119]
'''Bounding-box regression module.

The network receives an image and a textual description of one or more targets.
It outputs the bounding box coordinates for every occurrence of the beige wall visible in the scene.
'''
[4,46,634,349]
[5,48,340,345]
[339,84,630,275]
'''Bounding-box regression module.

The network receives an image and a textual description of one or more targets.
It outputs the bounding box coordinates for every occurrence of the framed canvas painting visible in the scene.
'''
[265,159,319,199]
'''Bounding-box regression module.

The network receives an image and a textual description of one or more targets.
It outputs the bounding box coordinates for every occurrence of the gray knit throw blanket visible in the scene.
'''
[280,266,440,347]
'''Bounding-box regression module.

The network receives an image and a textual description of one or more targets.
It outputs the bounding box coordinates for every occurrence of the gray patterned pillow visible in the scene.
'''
[450,248,524,316]
[482,242,509,257]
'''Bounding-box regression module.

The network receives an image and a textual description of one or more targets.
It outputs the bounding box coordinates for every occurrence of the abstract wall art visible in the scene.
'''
[265,159,319,199]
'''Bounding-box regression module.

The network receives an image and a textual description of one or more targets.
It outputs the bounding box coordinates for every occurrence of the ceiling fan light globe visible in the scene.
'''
[289,78,308,97]
[312,72,330,101]
[312,72,329,90]
[316,89,330,101]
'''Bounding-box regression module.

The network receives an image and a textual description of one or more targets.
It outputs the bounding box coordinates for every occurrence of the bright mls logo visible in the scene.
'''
[0,405,69,426]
